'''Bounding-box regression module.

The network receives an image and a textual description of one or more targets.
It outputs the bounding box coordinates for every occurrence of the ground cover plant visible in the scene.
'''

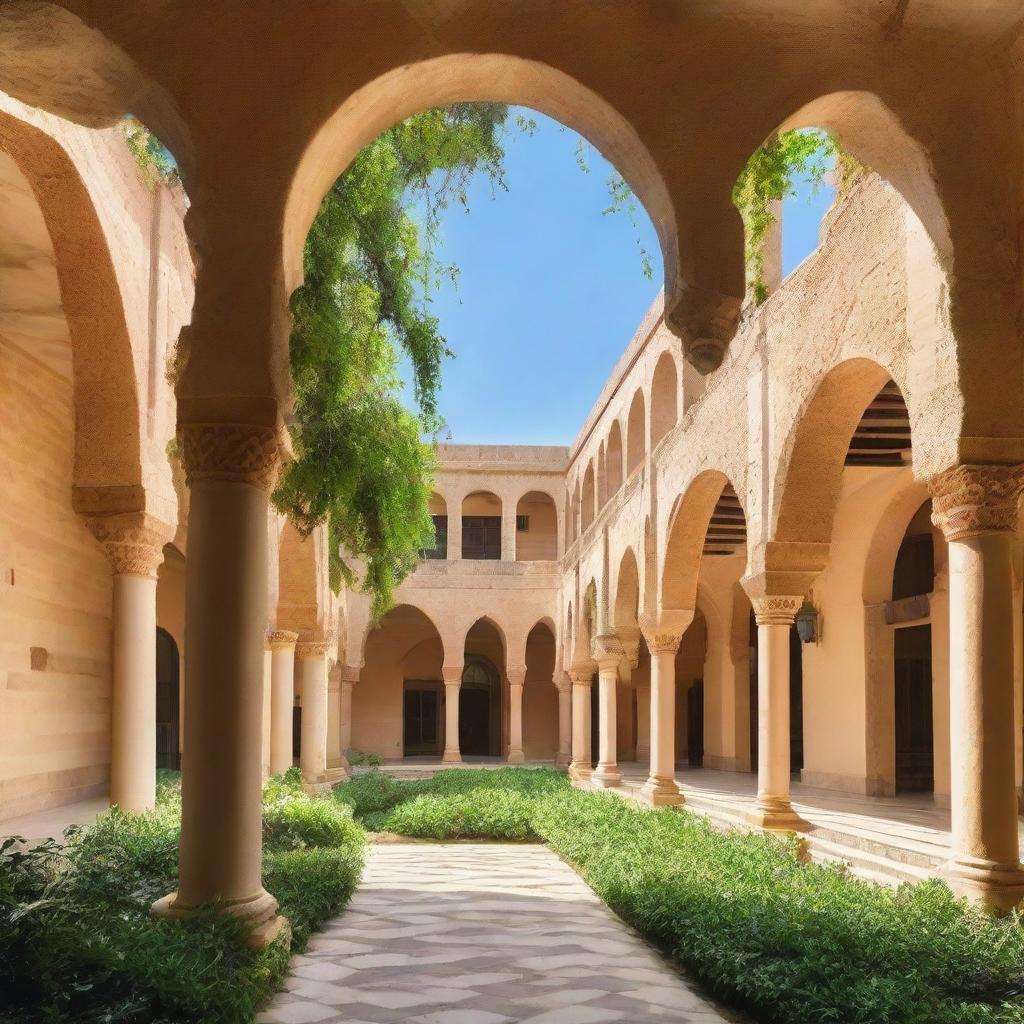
[335,767,1024,1024]
[0,767,364,1024]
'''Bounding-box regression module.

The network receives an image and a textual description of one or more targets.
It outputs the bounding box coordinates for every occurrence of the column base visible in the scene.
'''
[322,765,349,786]
[638,776,683,807]
[745,798,809,833]
[441,750,462,764]
[569,760,592,781]
[939,856,1024,914]
[591,763,622,788]
[506,750,525,765]
[151,888,289,950]
[555,751,572,767]
[328,754,351,772]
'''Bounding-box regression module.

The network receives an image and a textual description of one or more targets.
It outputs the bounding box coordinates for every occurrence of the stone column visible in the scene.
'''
[152,422,285,948]
[636,683,651,761]
[327,663,342,769]
[569,667,594,778]
[638,611,691,806]
[442,664,463,763]
[86,512,171,814]
[268,630,298,775]
[339,665,359,759]
[743,595,808,831]
[261,634,272,779]
[555,673,573,766]
[447,506,462,561]
[592,635,624,787]
[501,504,517,561]
[507,666,526,763]
[297,635,332,792]
[929,465,1024,911]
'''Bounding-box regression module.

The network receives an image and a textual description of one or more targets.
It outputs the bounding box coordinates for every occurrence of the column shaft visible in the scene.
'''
[298,641,330,790]
[555,678,572,766]
[340,678,355,755]
[642,648,682,805]
[507,679,524,761]
[443,666,463,763]
[110,573,159,812]
[592,663,621,786]
[269,633,297,775]
[261,640,272,778]
[569,673,593,778]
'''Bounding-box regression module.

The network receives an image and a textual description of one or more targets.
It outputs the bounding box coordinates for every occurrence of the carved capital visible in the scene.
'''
[178,422,282,492]
[339,664,361,685]
[751,595,801,626]
[639,609,692,655]
[591,633,624,670]
[85,511,173,578]
[442,664,463,686]
[297,631,337,659]
[569,664,595,687]
[267,629,299,651]
[928,464,1024,542]
[554,673,573,694]
[506,666,527,687]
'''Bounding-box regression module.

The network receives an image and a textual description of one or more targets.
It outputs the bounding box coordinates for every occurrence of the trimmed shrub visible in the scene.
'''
[370,789,536,839]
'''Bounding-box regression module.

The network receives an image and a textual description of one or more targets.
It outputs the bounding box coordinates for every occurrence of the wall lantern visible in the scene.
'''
[795,601,821,645]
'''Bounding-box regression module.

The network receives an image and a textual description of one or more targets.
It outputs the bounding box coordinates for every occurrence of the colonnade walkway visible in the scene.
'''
[258,843,740,1024]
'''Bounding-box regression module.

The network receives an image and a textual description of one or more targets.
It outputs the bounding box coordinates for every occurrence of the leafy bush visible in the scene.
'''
[368,789,536,840]
[0,767,365,1024]
[346,750,384,767]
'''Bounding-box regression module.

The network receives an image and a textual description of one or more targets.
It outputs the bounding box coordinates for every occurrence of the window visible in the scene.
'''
[516,515,529,532]
[462,516,501,559]
[421,514,448,560]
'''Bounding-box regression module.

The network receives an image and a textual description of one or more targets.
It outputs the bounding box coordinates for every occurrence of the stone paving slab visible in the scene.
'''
[259,843,742,1024]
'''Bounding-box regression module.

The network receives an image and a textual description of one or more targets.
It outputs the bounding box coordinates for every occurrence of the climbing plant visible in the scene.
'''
[733,128,865,304]
[121,116,178,189]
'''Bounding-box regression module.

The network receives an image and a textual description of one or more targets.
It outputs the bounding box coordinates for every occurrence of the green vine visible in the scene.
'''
[733,128,865,304]
[120,116,179,190]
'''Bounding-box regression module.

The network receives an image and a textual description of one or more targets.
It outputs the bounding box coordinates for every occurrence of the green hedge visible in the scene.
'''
[335,768,1024,1024]
[0,767,364,1024]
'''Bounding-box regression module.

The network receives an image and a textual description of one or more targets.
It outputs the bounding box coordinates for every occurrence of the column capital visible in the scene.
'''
[749,595,802,626]
[85,510,173,578]
[591,632,624,671]
[338,664,361,685]
[177,422,284,493]
[639,609,692,655]
[296,632,337,659]
[442,664,463,685]
[554,672,573,693]
[267,629,299,651]
[569,664,595,687]
[928,463,1024,541]
[506,666,527,687]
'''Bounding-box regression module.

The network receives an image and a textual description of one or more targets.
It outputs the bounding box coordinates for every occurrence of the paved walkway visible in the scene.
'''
[259,843,740,1024]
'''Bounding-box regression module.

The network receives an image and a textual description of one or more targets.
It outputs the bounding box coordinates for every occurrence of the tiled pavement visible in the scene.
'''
[258,843,742,1024]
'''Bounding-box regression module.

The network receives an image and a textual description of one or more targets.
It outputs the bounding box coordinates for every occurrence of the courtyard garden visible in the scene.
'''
[3,766,1024,1023]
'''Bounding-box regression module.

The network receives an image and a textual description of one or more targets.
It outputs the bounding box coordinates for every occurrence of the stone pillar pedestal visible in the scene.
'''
[442,665,463,763]
[592,635,624,787]
[86,511,172,814]
[507,667,526,764]
[930,465,1024,912]
[268,631,298,776]
[744,595,808,832]
[151,421,286,950]
[555,674,573,766]
[638,612,691,806]
[298,635,332,793]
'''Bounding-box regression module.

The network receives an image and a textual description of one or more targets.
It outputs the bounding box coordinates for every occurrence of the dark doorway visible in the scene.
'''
[789,625,804,775]
[155,628,180,770]
[895,624,934,793]
[687,680,704,767]
[590,672,600,763]
[459,656,499,755]
[403,681,442,756]
[462,516,501,559]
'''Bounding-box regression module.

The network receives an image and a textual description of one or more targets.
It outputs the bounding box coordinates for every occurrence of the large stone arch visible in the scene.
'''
[660,469,744,612]
[0,105,144,497]
[612,546,640,633]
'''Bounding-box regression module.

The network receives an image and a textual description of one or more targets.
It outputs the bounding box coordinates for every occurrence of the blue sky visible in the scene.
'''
[406,109,833,446]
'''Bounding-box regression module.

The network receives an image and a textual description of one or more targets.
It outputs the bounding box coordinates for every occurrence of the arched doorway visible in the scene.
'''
[155,627,180,770]
[460,655,500,756]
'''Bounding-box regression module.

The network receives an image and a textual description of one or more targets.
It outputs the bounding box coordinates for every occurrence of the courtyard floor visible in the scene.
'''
[258,842,742,1024]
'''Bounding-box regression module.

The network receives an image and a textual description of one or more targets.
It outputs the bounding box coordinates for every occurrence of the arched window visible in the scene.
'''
[626,390,645,476]
[649,351,678,447]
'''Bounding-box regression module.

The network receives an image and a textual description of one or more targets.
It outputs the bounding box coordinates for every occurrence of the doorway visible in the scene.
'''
[403,681,442,756]
[894,624,934,793]
[459,656,500,756]
[155,628,180,770]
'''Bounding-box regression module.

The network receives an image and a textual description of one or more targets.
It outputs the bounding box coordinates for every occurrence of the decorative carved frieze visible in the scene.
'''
[750,595,802,626]
[929,464,1024,542]
[85,511,173,578]
[178,422,282,492]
